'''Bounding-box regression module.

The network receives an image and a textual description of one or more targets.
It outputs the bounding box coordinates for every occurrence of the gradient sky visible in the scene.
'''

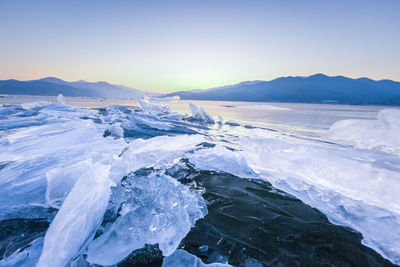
[0,0,399,92]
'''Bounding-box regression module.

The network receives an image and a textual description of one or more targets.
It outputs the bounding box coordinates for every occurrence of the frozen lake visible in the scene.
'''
[0,95,399,266]
[1,95,386,139]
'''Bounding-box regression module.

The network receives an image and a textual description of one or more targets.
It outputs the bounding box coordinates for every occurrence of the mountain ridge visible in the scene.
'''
[1,74,400,105]
[166,74,400,105]
[0,77,145,99]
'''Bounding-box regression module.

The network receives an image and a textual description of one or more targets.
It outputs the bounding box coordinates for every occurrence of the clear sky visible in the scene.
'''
[0,0,399,92]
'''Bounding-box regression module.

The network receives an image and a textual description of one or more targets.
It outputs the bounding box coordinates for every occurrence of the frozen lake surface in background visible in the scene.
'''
[0,95,399,266]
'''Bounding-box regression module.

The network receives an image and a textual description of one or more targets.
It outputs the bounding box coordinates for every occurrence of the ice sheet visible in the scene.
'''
[108,134,205,183]
[188,146,255,178]
[162,249,232,267]
[37,163,112,267]
[240,104,291,111]
[0,237,44,267]
[188,128,400,264]
[327,108,400,155]
[240,130,400,264]
[1,99,207,266]
[46,160,94,209]
[2,99,399,265]
[0,114,125,220]
[57,94,66,105]
[138,95,179,115]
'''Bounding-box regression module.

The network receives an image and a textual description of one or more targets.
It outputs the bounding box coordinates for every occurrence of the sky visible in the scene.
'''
[0,0,399,93]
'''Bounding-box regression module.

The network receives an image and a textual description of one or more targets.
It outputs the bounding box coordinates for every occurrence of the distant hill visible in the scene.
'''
[167,74,400,105]
[0,77,145,99]
[3,74,400,104]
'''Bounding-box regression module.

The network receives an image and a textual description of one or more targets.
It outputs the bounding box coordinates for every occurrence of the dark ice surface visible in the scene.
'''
[116,162,396,267]
[0,219,49,260]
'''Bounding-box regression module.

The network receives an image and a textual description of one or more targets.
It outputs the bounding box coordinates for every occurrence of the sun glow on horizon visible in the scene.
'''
[0,0,399,92]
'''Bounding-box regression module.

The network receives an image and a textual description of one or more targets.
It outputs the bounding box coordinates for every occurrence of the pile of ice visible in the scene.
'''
[189,103,215,124]
[57,94,66,105]
[0,112,124,220]
[104,97,200,138]
[38,162,113,267]
[327,108,400,155]
[3,96,400,265]
[102,104,177,138]
[241,130,400,262]
[138,94,180,115]
[188,146,256,178]
[0,96,209,266]
[189,129,400,264]
[86,173,207,266]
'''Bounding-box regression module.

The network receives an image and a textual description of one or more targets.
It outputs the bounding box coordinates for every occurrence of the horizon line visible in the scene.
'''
[1,73,399,93]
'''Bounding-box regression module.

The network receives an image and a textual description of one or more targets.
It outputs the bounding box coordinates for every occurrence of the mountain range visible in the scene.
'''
[0,77,144,99]
[166,74,400,105]
[1,74,400,105]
